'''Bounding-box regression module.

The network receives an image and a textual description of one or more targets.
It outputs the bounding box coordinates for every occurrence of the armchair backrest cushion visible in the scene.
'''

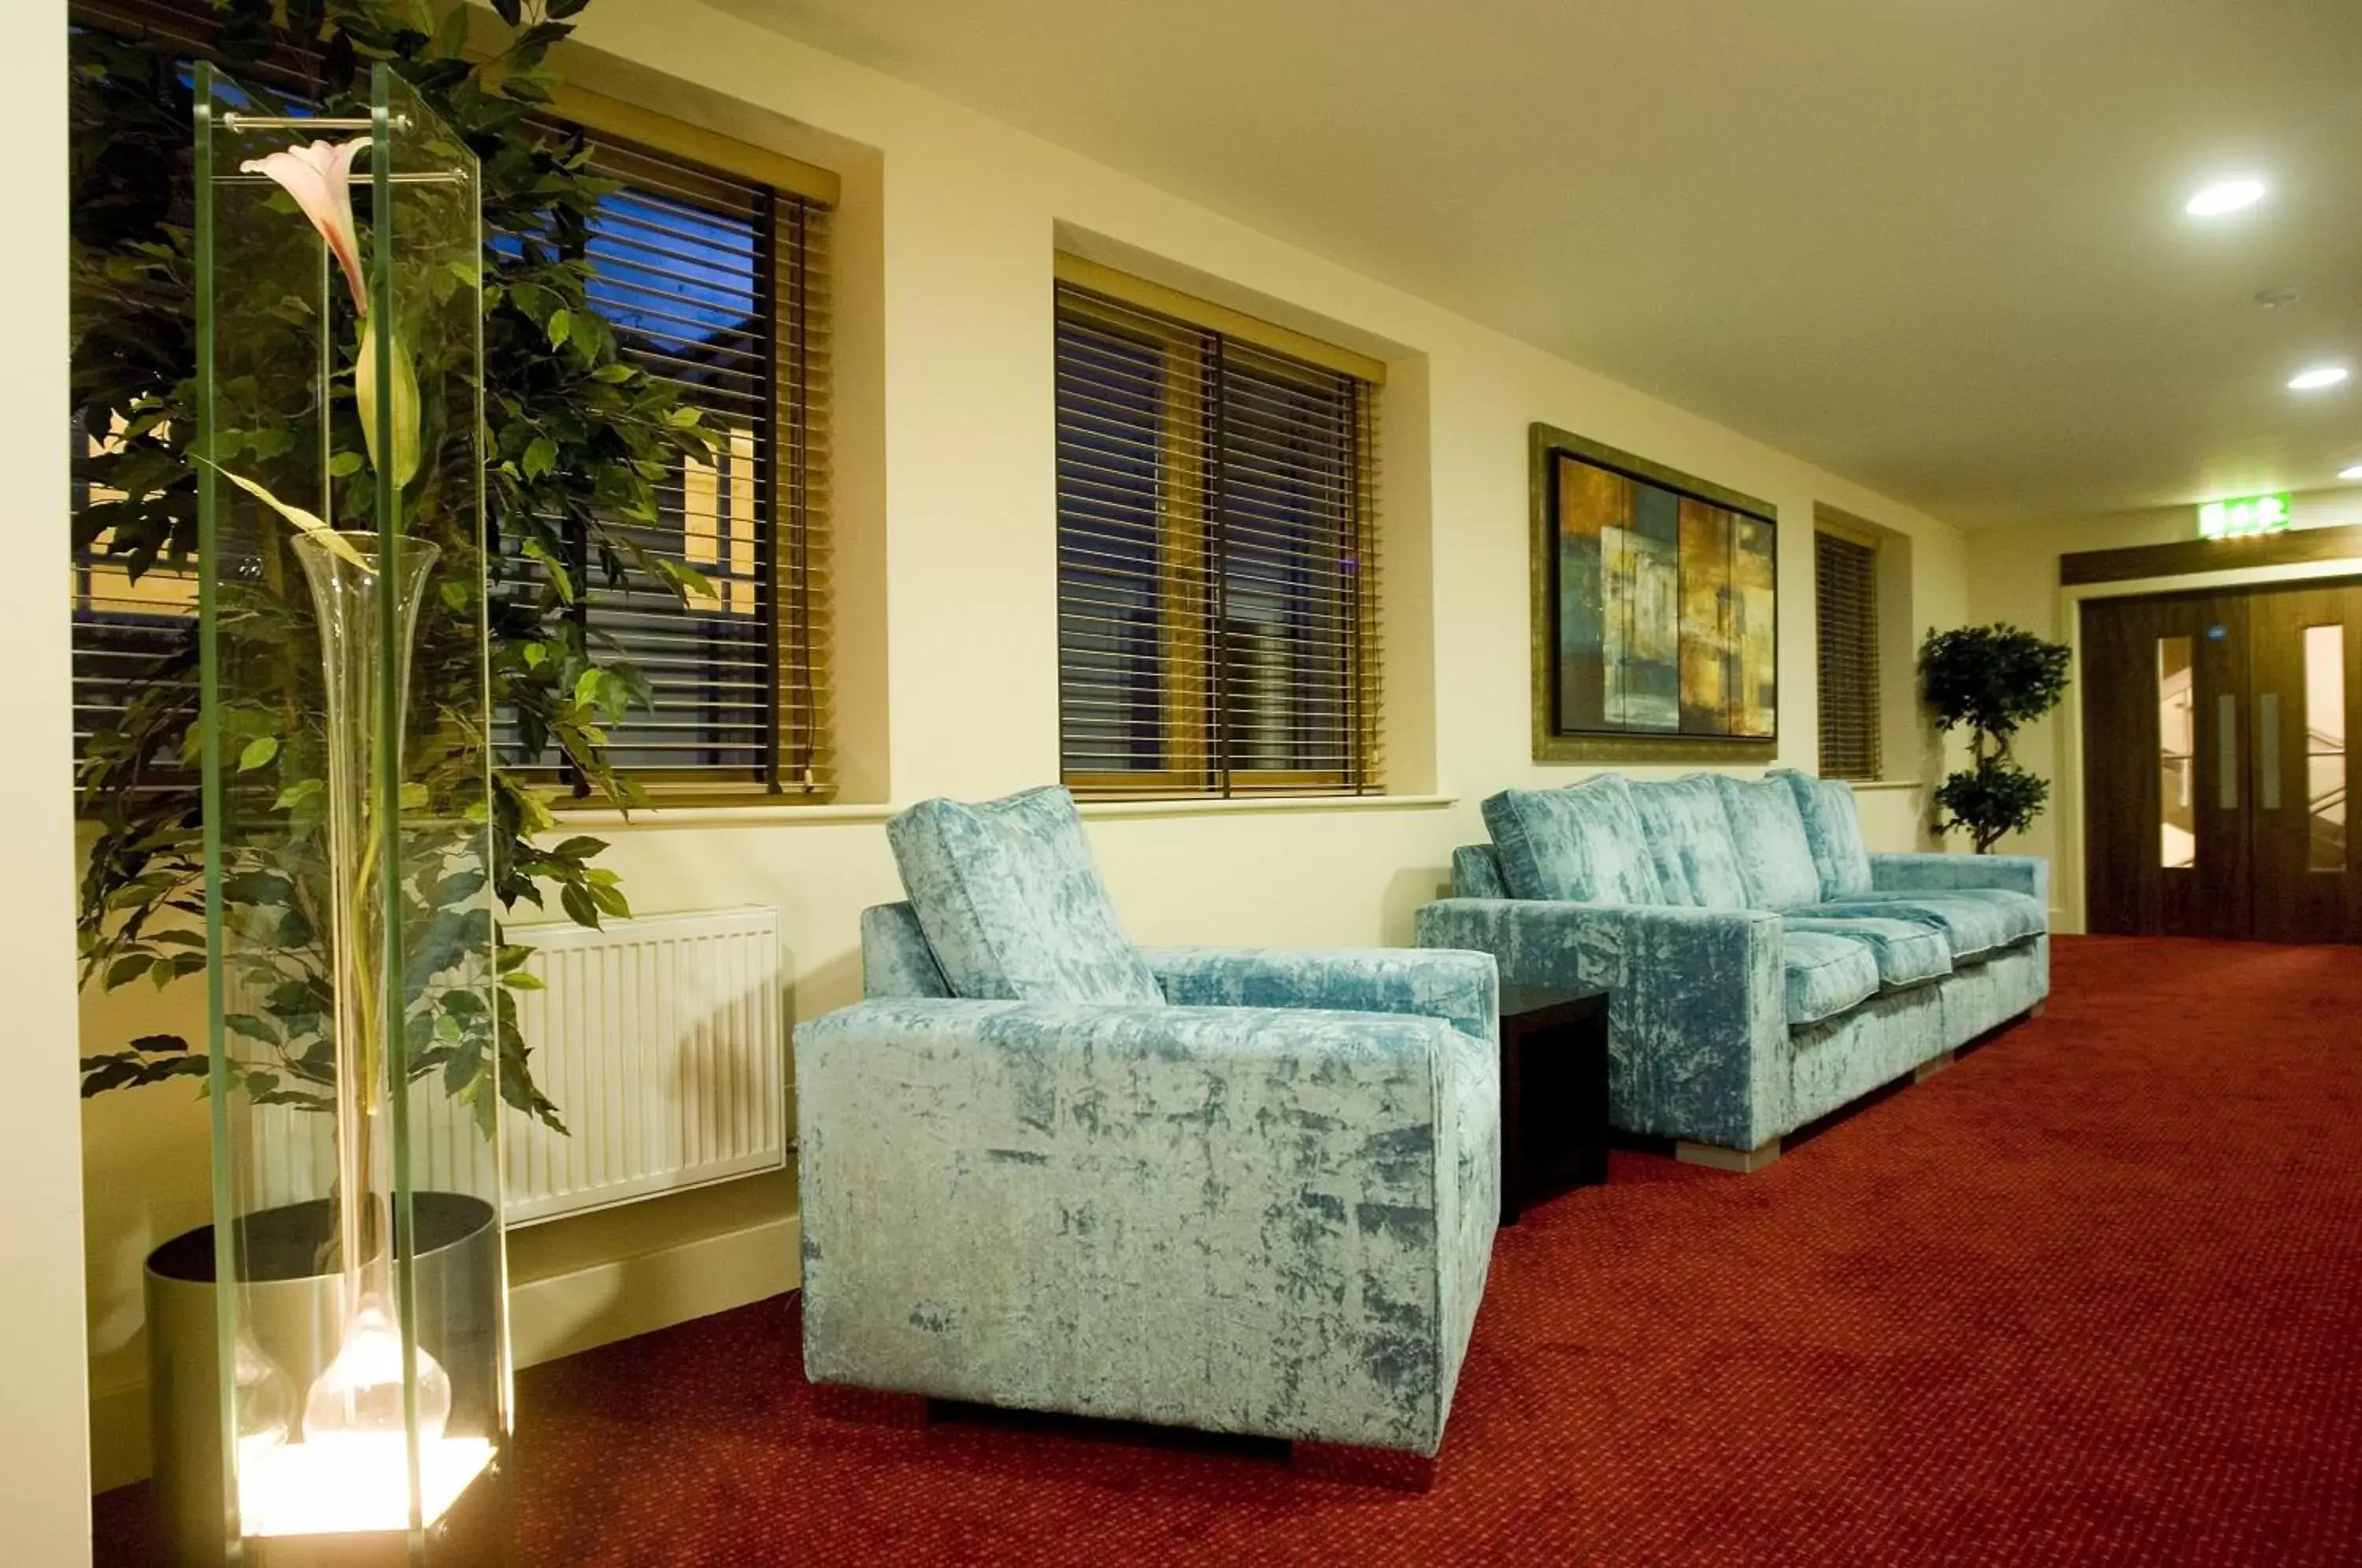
[1627,774,1749,909]
[1711,774,1824,910]
[861,903,953,998]
[1452,844,1509,900]
[1772,770,1875,899]
[1480,775,1664,905]
[885,786,1164,1004]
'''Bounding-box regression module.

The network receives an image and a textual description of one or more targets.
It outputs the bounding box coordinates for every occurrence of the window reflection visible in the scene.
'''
[2305,625,2346,871]
[2159,636,2196,868]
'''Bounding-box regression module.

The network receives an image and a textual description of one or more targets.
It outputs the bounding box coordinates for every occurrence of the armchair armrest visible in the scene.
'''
[1413,898,1786,1150]
[794,997,1498,1455]
[1869,852,2049,907]
[1140,945,1499,1046]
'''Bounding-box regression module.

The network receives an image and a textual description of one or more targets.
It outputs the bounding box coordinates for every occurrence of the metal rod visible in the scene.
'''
[215,172,468,186]
[220,113,412,132]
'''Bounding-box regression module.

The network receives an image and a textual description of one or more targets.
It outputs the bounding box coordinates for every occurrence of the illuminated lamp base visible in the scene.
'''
[240,1435,495,1537]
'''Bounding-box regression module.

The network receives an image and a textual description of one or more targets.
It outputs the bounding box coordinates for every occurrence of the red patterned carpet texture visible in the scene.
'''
[94,937,2362,1566]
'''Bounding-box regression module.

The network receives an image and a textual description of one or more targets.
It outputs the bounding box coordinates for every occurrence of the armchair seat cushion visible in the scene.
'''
[1783,931,1881,1027]
[885,786,1164,1004]
[1784,915,1953,989]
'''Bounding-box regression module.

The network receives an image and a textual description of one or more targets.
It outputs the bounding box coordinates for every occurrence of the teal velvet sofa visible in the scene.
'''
[1415,771,2048,1167]
[795,786,1503,1465]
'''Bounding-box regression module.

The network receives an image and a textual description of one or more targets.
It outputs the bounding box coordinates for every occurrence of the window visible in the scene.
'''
[64,4,835,800]
[1053,263,1382,800]
[500,121,835,798]
[1813,527,1881,780]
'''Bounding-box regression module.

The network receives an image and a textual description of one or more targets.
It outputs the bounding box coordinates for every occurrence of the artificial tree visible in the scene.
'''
[1920,622,2072,853]
[72,0,719,1127]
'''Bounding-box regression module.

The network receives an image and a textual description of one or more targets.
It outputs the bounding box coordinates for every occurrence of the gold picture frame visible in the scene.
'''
[1528,423,1779,764]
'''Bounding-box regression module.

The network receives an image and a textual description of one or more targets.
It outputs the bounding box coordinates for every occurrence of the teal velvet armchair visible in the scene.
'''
[797,788,1502,1465]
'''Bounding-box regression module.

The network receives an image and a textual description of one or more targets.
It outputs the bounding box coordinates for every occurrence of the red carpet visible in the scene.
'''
[98,937,2362,1564]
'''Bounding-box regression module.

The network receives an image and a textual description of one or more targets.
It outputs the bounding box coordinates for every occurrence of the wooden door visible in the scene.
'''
[2082,591,2253,937]
[2246,583,2360,941]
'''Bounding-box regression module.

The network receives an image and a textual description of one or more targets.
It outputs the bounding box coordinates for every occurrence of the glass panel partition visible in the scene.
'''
[197,61,503,1562]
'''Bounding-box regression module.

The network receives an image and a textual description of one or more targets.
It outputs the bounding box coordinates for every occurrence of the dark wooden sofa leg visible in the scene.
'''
[1293,1440,1438,1492]
[811,1383,933,1429]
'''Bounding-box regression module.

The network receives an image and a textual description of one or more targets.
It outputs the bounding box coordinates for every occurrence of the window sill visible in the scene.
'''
[1077,793,1457,822]
[550,801,899,830]
[542,793,1459,830]
[1850,778,1927,793]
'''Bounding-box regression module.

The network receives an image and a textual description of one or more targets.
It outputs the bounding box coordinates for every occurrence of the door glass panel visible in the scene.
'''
[2159,635,2195,867]
[2305,624,2346,871]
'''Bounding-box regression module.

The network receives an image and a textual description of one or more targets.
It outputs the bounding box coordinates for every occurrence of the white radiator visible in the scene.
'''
[246,907,787,1227]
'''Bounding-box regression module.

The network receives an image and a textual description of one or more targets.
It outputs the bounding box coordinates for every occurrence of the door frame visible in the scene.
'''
[2054,555,2362,933]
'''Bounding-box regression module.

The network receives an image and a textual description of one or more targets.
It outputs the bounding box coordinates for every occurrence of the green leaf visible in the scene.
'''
[198,460,371,568]
[236,735,278,772]
[545,308,572,350]
[559,882,600,930]
[522,435,557,479]
[327,450,363,478]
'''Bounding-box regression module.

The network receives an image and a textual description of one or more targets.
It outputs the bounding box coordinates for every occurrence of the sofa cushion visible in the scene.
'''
[1795,893,2017,963]
[1452,844,1509,900]
[1783,932,1881,1027]
[1774,770,1875,899]
[885,786,1164,1004]
[1783,915,1953,989]
[1481,777,1664,905]
[1628,775,1750,909]
[1712,775,1824,910]
[1865,886,2047,946]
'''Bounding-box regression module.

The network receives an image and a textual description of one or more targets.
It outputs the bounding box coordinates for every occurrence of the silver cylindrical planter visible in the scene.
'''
[144,1194,502,1566]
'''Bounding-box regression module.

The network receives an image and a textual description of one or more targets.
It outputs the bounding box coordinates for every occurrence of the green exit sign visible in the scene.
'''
[2198,493,2293,538]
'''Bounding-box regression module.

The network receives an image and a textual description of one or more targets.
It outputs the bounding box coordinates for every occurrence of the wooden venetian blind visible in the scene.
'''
[503,124,834,798]
[1053,265,1382,800]
[1815,527,1882,780]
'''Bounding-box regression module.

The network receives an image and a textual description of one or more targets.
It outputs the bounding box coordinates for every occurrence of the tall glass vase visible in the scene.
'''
[288,532,452,1456]
[187,60,506,1564]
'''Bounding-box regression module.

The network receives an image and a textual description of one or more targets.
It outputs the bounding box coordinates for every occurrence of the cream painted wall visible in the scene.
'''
[6,0,94,1556]
[1964,487,2362,915]
[80,0,1975,1489]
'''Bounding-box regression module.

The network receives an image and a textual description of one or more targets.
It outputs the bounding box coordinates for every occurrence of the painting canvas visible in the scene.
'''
[1548,446,1776,744]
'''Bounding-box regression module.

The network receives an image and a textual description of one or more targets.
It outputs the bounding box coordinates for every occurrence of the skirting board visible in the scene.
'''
[87,1211,800,1494]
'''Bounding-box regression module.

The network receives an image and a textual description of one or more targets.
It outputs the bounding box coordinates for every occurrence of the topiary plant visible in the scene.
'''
[1920,623,2071,853]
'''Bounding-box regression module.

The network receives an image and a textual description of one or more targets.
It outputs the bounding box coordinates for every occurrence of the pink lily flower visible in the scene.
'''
[241,137,372,314]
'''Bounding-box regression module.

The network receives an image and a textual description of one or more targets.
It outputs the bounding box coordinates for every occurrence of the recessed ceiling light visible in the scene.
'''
[2186,177,2268,216]
[2342,464,2362,482]
[2287,364,2351,391]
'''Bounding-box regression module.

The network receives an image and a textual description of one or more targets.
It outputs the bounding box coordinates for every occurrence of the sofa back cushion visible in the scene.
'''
[1452,844,1510,900]
[1481,775,1664,905]
[1774,770,1875,899]
[885,786,1164,1004]
[1627,775,1750,909]
[1711,774,1824,910]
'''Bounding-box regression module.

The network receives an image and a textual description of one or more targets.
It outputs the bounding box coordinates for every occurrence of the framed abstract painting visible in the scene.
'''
[1528,423,1779,761]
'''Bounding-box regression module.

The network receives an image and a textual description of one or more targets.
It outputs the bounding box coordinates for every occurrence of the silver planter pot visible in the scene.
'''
[143,1193,502,1566]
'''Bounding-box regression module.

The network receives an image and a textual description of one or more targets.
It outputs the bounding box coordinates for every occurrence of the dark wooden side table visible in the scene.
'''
[1498,985,1611,1224]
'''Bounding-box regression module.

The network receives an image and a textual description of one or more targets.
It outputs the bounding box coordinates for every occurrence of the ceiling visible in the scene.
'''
[727,0,2362,528]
